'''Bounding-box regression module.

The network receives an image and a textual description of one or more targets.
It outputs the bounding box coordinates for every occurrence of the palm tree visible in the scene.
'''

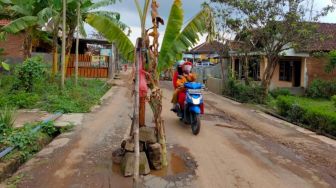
[86,0,212,182]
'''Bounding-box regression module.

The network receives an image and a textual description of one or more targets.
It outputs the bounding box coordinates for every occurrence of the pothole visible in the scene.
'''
[151,144,197,182]
[201,113,231,122]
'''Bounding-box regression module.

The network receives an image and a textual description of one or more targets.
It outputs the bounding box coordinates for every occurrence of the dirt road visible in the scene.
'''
[160,81,336,188]
[3,75,336,188]
[4,73,134,188]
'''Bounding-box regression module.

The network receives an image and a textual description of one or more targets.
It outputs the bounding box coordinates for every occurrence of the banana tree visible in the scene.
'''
[87,0,212,173]
[0,0,51,58]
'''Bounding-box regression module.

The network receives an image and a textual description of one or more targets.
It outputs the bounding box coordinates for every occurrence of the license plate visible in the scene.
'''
[188,89,202,94]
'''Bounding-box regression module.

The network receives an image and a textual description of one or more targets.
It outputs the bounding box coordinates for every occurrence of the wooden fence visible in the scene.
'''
[66,54,110,78]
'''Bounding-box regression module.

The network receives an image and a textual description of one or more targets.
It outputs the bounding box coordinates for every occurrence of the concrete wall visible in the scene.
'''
[206,76,224,95]
[32,52,53,64]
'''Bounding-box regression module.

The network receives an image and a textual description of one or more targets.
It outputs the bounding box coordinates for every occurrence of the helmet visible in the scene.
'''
[182,61,193,73]
[175,60,185,68]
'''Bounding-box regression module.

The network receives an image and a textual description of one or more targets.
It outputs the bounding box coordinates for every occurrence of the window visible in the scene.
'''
[279,61,292,81]
[249,58,261,81]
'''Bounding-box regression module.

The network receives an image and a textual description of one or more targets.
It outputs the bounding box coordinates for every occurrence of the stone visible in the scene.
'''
[122,139,144,152]
[112,148,125,164]
[121,152,150,177]
[139,127,157,144]
[147,143,163,170]
[124,139,135,152]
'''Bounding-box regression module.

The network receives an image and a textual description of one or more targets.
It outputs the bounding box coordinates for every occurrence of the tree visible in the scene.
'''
[86,0,211,185]
[211,0,333,95]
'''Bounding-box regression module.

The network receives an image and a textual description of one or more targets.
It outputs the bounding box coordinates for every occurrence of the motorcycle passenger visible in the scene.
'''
[172,60,185,89]
[171,60,185,112]
[172,62,197,112]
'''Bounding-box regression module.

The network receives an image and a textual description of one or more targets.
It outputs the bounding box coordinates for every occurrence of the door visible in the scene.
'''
[293,61,301,87]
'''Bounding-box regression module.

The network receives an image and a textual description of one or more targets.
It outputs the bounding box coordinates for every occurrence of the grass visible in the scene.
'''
[275,96,335,116]
[0,75,110,113]
[272,95,336,137]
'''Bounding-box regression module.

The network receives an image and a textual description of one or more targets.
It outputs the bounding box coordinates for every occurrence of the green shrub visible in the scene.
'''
[332,95,336,107]
[270,88,292,98]
[12,56,47,92]
[1,69,109,113]
[306,79,336,98]
[223,79,266,104]
[288,103,306,123]
[7,91,40,108]
[276,96,336,136]
[41,121,58,137]
[0,107,16,135]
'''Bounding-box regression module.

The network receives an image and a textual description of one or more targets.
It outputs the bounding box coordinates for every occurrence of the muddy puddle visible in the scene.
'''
[112,144,197,182]
[151,144,197,180]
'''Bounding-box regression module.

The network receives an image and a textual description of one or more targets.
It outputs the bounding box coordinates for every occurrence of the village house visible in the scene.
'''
[183,41,226,65]
[0,19,26,63]
[230,22,336,93]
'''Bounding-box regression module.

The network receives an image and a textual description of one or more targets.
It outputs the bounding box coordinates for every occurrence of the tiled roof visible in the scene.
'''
[0,19,10,26]
[300,22,336,52]
[187,41,226,54]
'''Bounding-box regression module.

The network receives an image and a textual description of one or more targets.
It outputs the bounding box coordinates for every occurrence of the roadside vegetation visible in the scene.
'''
[222,79,336,137]
[0,56,110,113]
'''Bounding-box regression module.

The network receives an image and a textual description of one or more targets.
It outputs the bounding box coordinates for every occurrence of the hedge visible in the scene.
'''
[223,79,266,104]
[306,79,336,99]
[276,96,336,137]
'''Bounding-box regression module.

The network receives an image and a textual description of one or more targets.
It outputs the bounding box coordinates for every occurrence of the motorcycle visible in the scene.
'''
[175,82,204,135]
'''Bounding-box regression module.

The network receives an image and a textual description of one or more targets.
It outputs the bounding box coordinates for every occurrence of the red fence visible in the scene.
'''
[66,54,110,78]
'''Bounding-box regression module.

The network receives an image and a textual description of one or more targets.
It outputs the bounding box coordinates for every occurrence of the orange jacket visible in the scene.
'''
[176,73,196,88]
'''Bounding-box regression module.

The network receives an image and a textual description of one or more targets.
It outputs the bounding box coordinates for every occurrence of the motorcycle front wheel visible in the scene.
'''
[191,112,201,135]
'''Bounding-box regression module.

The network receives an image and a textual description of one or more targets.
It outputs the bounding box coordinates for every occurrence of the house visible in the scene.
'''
[231,22,336,92]
[183,41,227,65]
[0,19,26,63]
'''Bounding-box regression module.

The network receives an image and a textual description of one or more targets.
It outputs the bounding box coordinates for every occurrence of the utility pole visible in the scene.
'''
[75,1,80,86]
[61,0,67,89]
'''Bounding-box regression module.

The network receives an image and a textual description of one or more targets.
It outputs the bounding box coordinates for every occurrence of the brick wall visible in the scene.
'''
[306,57,336,85]
[0,33,25,63]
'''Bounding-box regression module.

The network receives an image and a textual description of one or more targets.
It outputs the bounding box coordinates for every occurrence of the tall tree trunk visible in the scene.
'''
[51,18,60,79]
[261,55,279,96]
[75,1,80,86]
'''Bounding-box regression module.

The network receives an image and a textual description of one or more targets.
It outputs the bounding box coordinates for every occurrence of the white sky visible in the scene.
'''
[86,0,336,47]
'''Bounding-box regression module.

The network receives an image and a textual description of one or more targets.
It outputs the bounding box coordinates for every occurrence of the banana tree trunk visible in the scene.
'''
[147,0,168,167]
[64,27,76,77]
[52,45,58,78]
[51,18,60,79]
[148,86,168,167]
[23,30,33,59]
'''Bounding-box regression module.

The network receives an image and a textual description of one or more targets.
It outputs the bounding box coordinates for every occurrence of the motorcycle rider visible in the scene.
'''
[171,61,197,112]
